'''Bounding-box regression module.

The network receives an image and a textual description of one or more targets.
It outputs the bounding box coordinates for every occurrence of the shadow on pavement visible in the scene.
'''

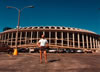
[48,59,60,63]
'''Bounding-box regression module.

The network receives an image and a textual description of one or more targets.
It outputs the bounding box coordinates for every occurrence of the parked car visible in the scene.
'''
[18,48,29,53]
[0,43,13,54]
[70,49,75,53]
[34,48,40,53]
[63,49,70,53]
[75,49,84,53]
[29,48,35,53]
[48,48,57,53]
[63,49,75,53]
[57,49,64,53]
[84,49,92,53]
[31,48,49,53]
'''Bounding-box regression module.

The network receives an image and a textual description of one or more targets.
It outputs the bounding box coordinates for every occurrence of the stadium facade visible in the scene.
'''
[0,26,100,51]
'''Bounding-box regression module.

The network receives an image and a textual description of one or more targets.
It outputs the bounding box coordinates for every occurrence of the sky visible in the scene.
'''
[0,0,100,34]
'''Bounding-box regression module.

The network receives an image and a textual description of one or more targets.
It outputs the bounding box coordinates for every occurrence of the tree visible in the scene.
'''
[3,27,12,31]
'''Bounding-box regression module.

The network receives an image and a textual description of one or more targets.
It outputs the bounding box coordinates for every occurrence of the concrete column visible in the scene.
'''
[73,33,75,48]
[37,31,38,42]
[90,36,92,49]
[98,40,99,48]
[4,34,6,44]
[97,40,98,48]
[20,32,22,45]
[0,34,2,43]
[97,40,99,48]
[1,35,2,41]
[5,34,7,43]
[78,33,80,48]
[96,39,97,48]
[0,35,1,43]
[67,32,69,47]
[94,39,95,48]
[1,35,3,43]
[3,34,5,43]
[49,32,51,45]
[99,41,100,48]
[5,34,8,43]
[0,35,1,42]
[25,32,27,45]
[82,34,84,48]
[86,35,89,48]
[2,35,3,42]
[1,35,2,40]
[11,33,13,46]
[93,37,95,48]
[61,32,63,46]
[31,31,33,43]
[1,35,2,42]
[43,31,45,35]
[0,35,1,40]
[7,33,9,45]
[55,32,57,45]
[1,35,3,42]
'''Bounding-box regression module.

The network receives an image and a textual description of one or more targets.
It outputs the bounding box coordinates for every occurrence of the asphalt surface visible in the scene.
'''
[0,53,100,72]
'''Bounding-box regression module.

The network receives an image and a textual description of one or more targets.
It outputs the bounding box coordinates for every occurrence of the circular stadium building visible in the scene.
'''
[0,26,100,52]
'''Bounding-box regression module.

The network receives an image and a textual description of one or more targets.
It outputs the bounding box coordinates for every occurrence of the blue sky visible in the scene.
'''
[0,0,100,34]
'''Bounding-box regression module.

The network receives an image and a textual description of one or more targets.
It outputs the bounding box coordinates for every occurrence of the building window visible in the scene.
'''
[38,32,43,38]
[45,32,49,38]
[51,32,55,38]
[57,32,61,39]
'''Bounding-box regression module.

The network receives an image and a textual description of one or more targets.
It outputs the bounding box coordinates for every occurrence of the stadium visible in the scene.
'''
[0,26,100,52]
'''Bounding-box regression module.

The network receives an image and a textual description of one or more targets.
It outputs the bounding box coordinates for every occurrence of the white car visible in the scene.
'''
[76,49,84,53]
[29,48,35,53]
[48,49,57,53]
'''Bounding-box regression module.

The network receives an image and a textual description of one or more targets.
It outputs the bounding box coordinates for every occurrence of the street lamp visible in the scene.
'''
[7,5,34,55]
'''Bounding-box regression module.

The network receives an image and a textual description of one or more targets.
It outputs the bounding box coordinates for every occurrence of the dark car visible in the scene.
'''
[64,49,73,53]
[63,49,70,53]
[0,43,13,54]
[57,49,64,53]
[18,48,29,53]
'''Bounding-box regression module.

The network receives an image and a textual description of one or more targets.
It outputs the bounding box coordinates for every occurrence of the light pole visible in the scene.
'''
[7,6,34,55]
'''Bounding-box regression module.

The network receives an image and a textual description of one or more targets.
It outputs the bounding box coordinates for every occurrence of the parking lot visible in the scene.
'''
[0,53,100,72]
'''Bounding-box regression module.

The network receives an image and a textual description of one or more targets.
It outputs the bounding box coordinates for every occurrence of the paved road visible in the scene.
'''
[0,53,100,72]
